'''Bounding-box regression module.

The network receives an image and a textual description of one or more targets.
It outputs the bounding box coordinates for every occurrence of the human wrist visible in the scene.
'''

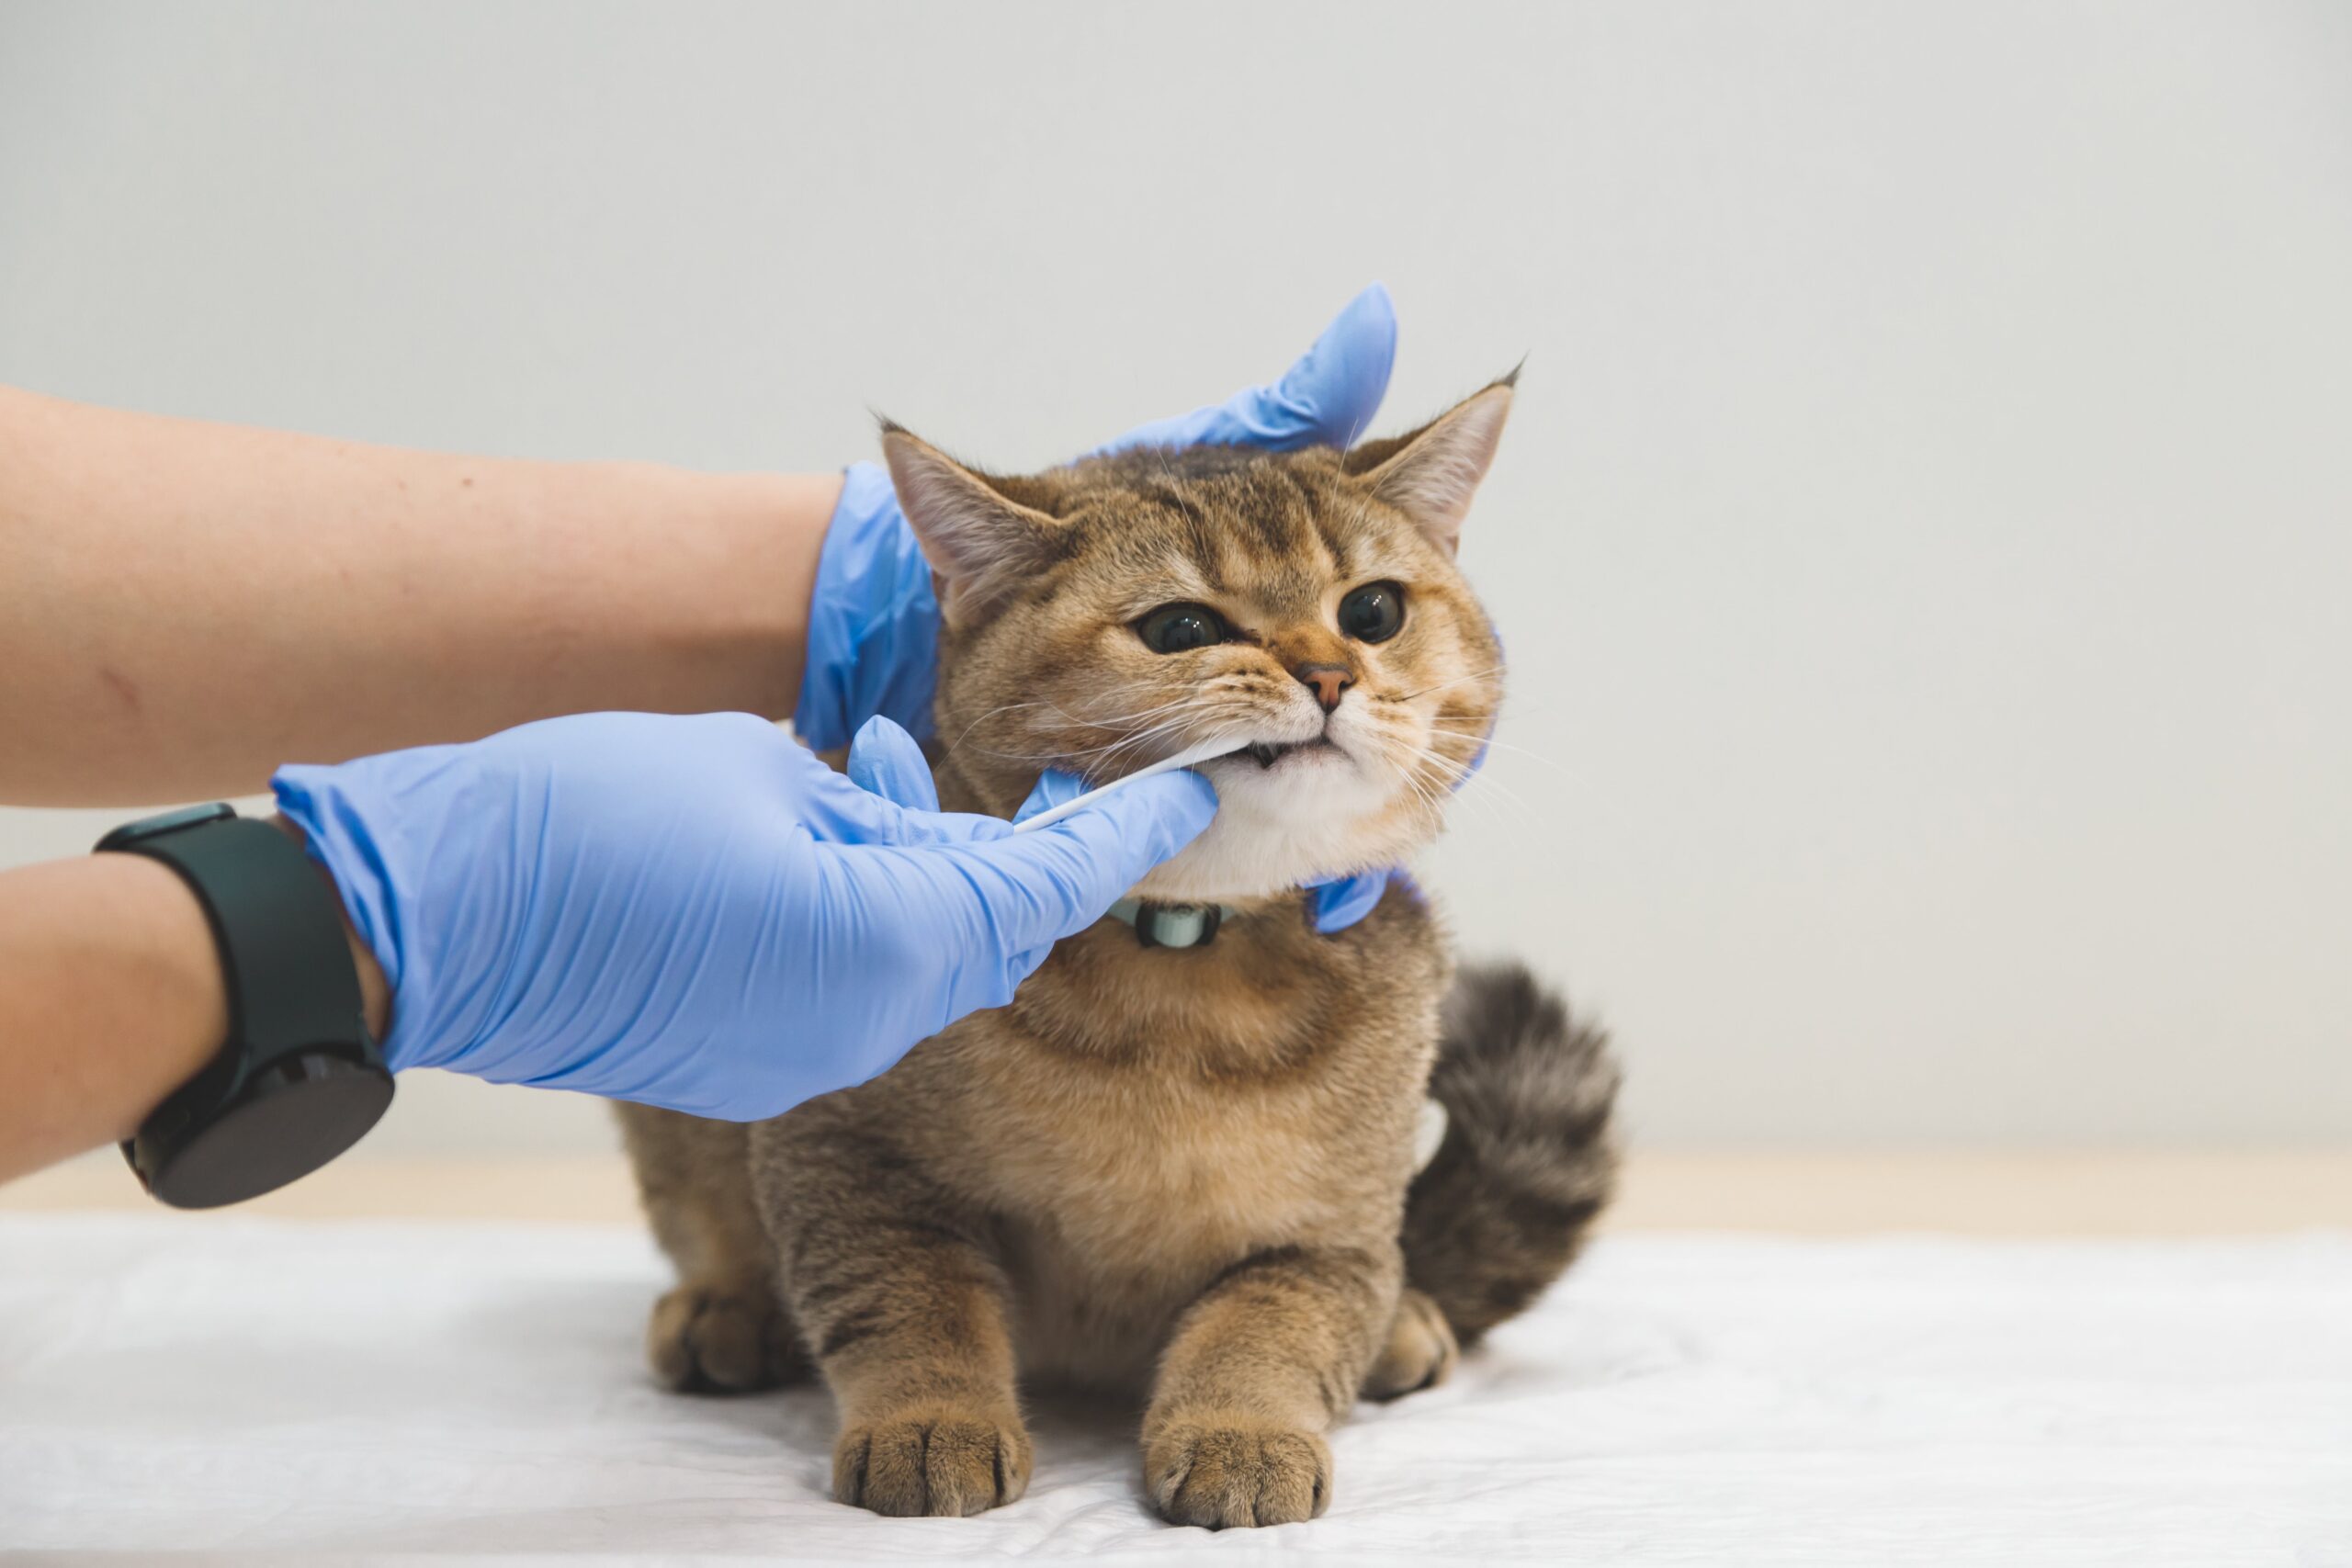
[96,854,235,1140]
[0,854,231,1179]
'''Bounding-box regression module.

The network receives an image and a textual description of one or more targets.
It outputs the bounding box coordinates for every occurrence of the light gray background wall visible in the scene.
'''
[3,1,2346,1152]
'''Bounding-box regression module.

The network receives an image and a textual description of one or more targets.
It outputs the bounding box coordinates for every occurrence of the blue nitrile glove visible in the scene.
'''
[795,284,1400,753]
[272,713,1216,1121]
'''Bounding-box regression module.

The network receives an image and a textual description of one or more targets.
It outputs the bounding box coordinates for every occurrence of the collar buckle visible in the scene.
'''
[1110,898,1231,949]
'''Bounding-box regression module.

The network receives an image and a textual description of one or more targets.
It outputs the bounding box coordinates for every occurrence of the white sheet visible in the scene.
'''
[2,1213,2346,1565]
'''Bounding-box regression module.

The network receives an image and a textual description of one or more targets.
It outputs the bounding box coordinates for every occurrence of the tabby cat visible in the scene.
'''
[617,372,1620,1528]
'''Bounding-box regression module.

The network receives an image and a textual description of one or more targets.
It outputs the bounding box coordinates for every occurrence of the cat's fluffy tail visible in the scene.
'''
[1401,962,1621,1347]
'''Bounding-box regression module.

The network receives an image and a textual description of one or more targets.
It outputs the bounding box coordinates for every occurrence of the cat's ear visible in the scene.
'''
[1345,375,1515,553]
[881,423,1062,620]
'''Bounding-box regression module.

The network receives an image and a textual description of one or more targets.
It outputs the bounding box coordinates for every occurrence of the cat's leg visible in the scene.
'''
[616,1103,809,1393]
[752,1116,1032,1517]
[1360,1285,1459,1399]
[1142,1242,1400,1528]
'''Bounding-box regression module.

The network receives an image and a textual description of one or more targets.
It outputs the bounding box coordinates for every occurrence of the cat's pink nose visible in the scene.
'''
[1293,662,1354,713]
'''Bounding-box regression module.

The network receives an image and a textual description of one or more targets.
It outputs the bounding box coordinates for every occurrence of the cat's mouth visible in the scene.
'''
[1226,737,1344,770]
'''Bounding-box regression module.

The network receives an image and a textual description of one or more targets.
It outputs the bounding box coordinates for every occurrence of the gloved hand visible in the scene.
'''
[795,283,1400,752]
[272,713,1216,1121]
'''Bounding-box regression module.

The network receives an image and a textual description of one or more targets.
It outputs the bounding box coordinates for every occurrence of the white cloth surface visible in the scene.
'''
[2,1213,2346,1566]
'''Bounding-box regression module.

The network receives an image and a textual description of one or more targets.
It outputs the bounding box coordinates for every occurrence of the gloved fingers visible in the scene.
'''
[1254,281,1400,447]
[1307,870,1391,933]
[1010,768,1091,825]
[793,462,943,751]
[790,741,1013,849]
[846,716,942,812]
[1096,284,1397,456]
[933,769,1217,953]
[1458,618,1503,784]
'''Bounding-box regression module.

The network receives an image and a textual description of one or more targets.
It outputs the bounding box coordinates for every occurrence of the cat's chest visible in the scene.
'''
[973,924,1409,1168]
[975,1059,1376,1267]
[905,902,1446,1386]
[943,1020,1415,1390]
[936,943,1432,1262]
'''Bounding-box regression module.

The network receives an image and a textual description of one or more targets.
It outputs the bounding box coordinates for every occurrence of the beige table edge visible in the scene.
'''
[6,1151,2349,1235]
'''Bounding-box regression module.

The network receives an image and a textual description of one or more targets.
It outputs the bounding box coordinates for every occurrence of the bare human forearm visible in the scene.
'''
[0,835,390,1184]
[0,387,842,805]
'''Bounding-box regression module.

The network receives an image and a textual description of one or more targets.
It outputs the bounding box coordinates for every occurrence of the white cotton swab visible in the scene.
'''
[1008,736,1241,834]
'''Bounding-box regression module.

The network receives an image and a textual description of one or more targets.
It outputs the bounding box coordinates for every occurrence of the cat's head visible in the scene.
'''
[888,378,1511,903]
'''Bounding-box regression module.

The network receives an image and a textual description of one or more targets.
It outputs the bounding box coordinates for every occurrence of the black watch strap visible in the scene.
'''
[96,805,392,1208]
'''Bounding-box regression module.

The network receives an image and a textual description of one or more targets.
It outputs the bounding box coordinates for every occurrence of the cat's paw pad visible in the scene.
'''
[834,1409,1033,1517]
[1362,1286,1459,1400]
[646,1284,806,1393]
[1145,1417,1332,1529]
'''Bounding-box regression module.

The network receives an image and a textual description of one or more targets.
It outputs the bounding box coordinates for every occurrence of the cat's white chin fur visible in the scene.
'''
[1131,742,1413,904]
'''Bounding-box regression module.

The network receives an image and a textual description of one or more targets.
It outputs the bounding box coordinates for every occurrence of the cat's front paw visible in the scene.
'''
[1362,1286,1459,1399]
[646,1284,807,1393]
[834,1407,1033,1517]
[1145,1416,1332,1528]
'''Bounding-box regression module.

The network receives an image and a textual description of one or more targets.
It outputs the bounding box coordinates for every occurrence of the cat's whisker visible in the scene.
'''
[1374,733,1547,833]
[1083,705,1238,772]
[1071,704,1223,748]
[950,682,1246,765]
[1419,729,1602,804]
[1376,666,1504,706]
[1420,728,1569,773]
[941,696,1126,763]
[1060,694,1222,734]
[1440,765,1548,831]
[976,702,1230,767]
[1365,733,1461,812]
[940,698,1059,748]
[1002,692,1232,757]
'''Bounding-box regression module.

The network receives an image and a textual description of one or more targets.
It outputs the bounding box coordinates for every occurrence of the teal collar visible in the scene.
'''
[1107,898,1242,950]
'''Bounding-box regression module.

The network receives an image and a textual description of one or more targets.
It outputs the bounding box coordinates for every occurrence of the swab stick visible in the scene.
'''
[1009,736,1238,833]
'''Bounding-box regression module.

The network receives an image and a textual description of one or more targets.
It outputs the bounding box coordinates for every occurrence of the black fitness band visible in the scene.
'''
[96,804,393,1209]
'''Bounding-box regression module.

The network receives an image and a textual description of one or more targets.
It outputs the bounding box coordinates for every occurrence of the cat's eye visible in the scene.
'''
[1338,581,1407,644]
[1136,602,1228,654]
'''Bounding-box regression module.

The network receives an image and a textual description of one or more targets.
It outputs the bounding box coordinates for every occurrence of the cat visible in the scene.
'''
[616,372,1620,1528]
